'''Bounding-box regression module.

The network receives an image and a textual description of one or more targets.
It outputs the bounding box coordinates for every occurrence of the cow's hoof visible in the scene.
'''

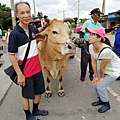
[45,91,52,98]
[58,90,65,97]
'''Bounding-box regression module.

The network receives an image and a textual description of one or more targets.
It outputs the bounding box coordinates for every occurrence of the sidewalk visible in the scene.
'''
[0,46,12,106]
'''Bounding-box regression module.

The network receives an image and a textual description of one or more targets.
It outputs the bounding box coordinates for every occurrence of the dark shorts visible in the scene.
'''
[22,70,45,99]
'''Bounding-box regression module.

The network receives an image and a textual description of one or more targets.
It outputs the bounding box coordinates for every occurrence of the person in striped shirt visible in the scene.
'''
[8,2,48,120]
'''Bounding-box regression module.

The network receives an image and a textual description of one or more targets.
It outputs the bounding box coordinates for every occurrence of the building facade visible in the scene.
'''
[100,10,120,29]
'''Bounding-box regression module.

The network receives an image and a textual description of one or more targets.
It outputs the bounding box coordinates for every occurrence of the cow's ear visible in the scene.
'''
[36,33,45,42]
[36,30,47,41]
[36,28,49,42]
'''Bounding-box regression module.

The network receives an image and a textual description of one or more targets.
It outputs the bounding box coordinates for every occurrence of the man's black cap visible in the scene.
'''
[90,8,103,15]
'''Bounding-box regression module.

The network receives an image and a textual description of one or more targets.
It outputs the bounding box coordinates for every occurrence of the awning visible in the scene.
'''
[0,11,11,17]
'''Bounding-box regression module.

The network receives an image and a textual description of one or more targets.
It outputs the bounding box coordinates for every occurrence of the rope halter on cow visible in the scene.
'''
[37,20,76,61]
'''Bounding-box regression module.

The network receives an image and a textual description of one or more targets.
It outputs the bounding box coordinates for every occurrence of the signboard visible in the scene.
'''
[108,13,117,19]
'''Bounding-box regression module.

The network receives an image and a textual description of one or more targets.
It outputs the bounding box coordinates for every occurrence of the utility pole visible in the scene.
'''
[78,0,80,20]
[33,0,36,17]
[63,8,65,19]
[10,0,16,28]
[102,0,106,14]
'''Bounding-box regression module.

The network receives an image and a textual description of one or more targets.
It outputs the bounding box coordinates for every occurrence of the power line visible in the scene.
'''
[34,1,78,15]
[64,1,78,12]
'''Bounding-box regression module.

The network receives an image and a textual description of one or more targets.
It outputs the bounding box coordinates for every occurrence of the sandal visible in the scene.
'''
[26,115,40,120]
[32,110,49,116]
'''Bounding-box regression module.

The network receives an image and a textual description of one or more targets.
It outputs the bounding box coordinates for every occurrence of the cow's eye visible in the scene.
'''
[52,31,58,34]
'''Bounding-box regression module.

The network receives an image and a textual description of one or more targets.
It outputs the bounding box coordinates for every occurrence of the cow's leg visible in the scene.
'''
[45,77,52,98]
[57,67,66,97]
[43,67,52,98]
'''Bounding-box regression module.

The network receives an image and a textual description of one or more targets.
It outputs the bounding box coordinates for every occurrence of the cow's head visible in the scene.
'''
[36,19,76,55]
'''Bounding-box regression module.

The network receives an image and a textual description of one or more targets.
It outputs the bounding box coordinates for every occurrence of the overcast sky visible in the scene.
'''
[0,0,120,20]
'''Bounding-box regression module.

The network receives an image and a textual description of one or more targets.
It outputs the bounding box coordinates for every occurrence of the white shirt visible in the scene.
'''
[89,44,120,77]
[5,32,11,43]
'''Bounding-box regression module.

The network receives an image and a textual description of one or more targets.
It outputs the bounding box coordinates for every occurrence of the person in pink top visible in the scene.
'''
[87,27,120,113]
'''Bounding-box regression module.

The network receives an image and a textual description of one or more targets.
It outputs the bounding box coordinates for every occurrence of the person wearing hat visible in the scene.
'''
[86,27,120,113]
[76,8,120,81]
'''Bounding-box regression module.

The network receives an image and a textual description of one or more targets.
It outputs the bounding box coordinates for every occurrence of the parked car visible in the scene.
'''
[73,27,82,33]
[30,17,42,28]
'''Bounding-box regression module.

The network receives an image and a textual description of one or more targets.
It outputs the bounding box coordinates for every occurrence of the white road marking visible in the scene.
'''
[107,87,120,102]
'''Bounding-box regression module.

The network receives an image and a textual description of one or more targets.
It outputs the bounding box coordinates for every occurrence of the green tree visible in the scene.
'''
[71,23,76,29]
[80,18,89,23]
[0,3,12,31]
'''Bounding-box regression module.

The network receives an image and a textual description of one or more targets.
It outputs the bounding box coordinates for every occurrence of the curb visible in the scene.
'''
[0,54,12,106]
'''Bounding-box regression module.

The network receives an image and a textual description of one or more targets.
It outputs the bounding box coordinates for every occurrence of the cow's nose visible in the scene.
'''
[68,44,72,49]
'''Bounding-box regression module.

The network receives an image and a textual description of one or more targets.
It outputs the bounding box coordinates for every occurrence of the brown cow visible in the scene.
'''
[36,19,76,97]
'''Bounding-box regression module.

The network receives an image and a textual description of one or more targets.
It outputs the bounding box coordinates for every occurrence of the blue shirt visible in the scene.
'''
[8,24,38,53]
[8,24,42,78]
[81,18,103,41]
[114,27,120,57]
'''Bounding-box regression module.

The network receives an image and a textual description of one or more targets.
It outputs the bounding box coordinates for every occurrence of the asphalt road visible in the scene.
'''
[0,34,120,120]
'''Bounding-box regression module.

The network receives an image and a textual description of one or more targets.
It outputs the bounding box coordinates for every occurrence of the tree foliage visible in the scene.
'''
[71,23,76,29]
[0,3,12,30]
[0,3,11,12]
[80,18,89,23]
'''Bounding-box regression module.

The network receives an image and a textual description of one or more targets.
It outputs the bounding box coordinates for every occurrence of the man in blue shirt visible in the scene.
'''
[79,8,103,81]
